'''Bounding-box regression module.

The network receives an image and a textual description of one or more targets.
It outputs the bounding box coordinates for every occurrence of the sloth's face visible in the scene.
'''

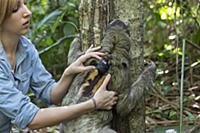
[99,26,131,95]
[83,26,131,99]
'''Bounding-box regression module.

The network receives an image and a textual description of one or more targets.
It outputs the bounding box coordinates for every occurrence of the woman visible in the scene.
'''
[0,0,118,132]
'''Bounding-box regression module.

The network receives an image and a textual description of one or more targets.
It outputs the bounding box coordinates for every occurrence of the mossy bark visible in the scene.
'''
[75,0,145,132]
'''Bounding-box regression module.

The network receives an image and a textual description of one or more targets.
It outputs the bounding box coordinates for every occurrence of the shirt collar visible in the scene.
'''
[16,36,28,67]
[0,36,28,69]
[0,40,7,60]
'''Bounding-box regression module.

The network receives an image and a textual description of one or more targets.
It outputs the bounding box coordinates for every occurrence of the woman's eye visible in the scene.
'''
[12,1,21,13]
[12,8,18,13]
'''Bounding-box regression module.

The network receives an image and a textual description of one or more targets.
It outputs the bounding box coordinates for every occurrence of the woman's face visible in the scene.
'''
[1,0,32,36]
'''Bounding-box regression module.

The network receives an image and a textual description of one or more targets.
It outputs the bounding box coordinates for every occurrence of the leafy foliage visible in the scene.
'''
[28,0,79,79]
[25,0,200,132]
[144,0,200,131]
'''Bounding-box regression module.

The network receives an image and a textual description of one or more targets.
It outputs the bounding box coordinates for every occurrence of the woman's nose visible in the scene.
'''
[23,5,32,18]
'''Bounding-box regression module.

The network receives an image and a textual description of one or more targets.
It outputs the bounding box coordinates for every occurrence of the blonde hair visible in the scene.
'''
[0,0,17,28]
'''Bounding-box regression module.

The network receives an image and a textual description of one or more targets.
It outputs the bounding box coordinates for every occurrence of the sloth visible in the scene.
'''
[61,20,156,133]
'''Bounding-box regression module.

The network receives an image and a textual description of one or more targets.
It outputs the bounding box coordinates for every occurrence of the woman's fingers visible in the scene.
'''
[86,45,101,53]
[93,74,118,110]
[104,92,118,110]
[112,97,118,105]
[97,74,111,92]
[108,92,118,103]
[67,51,105,74]
[84,66,96,71]
[79,52,105,62]
[89,46,101,52]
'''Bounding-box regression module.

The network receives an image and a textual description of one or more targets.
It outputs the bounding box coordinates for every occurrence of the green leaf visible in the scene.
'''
[193,29,200,44]
[63,22,77,36]
[185,111,195,121]
[162,85,171,95]
[169,111,177,120]
[51,11,66,33]
[37,10,62,28]
[46,37,54,45]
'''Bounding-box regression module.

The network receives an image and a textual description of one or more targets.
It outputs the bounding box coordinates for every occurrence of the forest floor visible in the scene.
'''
[146,65,200,133]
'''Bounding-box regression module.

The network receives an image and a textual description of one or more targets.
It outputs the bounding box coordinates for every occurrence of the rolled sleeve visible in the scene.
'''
[30,48,56,105]
[0,70,39,129]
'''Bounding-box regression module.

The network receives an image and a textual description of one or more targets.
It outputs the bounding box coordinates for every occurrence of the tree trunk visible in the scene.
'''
[79,0,144,132]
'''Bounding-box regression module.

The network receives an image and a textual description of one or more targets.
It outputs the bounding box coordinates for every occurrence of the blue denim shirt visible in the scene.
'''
[0,36,56,133]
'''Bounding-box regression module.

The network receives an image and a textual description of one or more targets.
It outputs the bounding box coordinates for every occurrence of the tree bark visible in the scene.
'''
[79,0,144,132]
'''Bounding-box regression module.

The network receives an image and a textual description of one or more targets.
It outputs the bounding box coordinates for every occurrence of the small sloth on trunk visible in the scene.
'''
[61,20,156,133]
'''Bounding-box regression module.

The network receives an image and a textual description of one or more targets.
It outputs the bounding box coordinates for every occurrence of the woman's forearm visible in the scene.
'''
[28,99,94,129]
[29,74,117,130]
[51,73,75,105]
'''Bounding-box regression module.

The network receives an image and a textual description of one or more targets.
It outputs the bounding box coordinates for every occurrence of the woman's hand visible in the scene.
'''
[92,74,118,110]
[64,45,104,76]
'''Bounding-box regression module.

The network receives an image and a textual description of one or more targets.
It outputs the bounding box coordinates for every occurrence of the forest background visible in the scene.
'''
[19,0,200,132]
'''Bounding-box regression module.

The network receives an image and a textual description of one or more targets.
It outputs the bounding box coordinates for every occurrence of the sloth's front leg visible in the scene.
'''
[116,61,156,117]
